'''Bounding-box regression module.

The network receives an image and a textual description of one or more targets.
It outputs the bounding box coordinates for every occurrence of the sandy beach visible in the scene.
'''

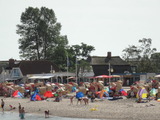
[1,95,160,120]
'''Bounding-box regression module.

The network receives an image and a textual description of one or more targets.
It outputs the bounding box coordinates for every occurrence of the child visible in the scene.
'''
[91,93,95,102]
[1,99,4,112]
[70,95,75,105]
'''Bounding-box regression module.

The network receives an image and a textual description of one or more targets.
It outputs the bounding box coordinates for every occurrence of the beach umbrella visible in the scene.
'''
[111,75,121,78]
[67,76,76,79]
[155,74,160,78]
[95,75,112,78]
[76,92,84,99]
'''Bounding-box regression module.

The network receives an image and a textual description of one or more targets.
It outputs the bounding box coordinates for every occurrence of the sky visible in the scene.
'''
[0,0,160,60]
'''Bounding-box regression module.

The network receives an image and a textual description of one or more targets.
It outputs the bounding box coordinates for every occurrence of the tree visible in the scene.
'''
[150,53,160,73]
[122,38,157,73]
[16,7,68,61]
[68,42,95,76]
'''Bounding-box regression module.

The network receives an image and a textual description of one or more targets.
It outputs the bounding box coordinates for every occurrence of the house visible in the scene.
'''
[0,59,59,83]
[8,59,59,76]
[90,52,132,76]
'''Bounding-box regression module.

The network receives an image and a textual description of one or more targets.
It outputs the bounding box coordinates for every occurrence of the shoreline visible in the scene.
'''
[1,96,160,120]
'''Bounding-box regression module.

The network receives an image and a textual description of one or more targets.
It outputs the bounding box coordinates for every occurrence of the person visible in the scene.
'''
[19,107,25,119]
[1,99,4,112]
[91,93,95,102]
[18,103,21,114]
[77,98,82,105]
[54,96,60,102]
[70,95,75,105]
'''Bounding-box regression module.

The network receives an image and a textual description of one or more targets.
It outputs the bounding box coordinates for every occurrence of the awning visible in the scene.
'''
[5,77,22,81]
[27,72,75,79]
[28,75,54,79]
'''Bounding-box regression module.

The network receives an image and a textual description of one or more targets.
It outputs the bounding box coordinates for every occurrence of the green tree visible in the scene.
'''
[150,53,160,73]
[122,38,156,73]
[68,42,95,76]
[16,7,68,61]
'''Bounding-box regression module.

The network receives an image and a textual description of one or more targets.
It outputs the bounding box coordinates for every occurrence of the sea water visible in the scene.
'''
[0,111,102,120]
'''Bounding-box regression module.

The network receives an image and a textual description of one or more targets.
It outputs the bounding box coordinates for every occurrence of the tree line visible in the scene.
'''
[16,7,160,74]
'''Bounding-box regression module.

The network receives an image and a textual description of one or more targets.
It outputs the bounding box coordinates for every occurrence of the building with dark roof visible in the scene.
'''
[0,59,60,83]
[90,52,132,76]
[8,59,59,76]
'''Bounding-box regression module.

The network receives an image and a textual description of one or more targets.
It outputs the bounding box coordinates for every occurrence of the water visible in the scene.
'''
[0,112,101,120]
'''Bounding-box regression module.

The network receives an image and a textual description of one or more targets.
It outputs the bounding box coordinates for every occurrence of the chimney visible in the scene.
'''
[9,59,15,68]
[107,52,111,59]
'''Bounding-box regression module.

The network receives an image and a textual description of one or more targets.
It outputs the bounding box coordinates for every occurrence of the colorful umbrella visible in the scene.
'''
[95,75,112,78]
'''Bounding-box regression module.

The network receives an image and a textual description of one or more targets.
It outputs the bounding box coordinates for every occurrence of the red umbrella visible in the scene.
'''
[95,75,112,78]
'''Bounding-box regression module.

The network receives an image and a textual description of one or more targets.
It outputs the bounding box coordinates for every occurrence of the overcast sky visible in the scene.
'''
[0,0,160,60]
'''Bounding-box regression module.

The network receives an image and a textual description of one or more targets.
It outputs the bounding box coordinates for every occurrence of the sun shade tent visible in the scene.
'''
[12,90,23,98]
[44,91,53,98]
[31,92,42,101]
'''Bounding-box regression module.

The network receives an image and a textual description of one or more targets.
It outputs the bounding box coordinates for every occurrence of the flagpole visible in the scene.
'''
[75,56,77,84]
[109,63,111,88]
[67,53,69,84]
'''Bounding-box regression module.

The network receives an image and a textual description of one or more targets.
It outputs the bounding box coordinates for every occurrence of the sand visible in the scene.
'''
[1,95,160,120]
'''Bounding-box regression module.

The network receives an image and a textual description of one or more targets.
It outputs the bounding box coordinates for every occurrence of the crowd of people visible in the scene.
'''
[1,79,160,119]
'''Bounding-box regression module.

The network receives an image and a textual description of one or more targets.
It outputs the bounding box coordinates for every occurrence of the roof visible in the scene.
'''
[90,56,130,66]
[15,60,59,75]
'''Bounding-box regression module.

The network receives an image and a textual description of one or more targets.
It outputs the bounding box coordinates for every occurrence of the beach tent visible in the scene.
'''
[99,90,109,98]
[136,87,148,99]
[44,91,53,98]
[76,92,84,99]
[12,90,23,98]
[150,88,157,97]
[31,92,42,101]
[119,89,128,96]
